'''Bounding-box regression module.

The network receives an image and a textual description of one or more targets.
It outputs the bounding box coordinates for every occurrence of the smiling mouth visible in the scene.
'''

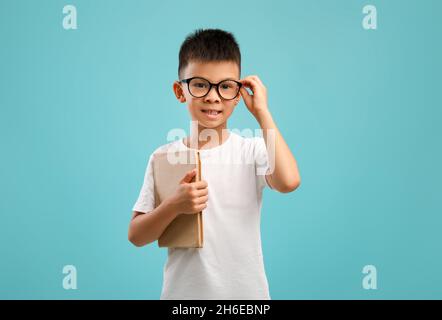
[201,109,222,115]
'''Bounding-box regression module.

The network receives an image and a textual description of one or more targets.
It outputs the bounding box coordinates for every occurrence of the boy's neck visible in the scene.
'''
[185,123,230,150]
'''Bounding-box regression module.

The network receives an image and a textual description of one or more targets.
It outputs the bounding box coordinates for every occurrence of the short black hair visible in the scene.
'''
[178,28,241,79]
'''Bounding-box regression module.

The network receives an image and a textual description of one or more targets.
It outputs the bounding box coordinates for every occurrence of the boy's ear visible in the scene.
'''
[173,81,186,103]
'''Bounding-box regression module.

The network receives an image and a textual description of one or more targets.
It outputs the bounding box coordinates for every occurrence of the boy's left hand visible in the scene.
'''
[239,75,269,117]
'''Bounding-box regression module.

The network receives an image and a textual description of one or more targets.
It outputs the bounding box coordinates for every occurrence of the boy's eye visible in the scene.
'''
[193,82,208,88]
[220,81,239,91]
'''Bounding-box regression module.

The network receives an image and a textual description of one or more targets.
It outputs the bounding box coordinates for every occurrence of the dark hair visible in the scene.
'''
[178,28,241,79]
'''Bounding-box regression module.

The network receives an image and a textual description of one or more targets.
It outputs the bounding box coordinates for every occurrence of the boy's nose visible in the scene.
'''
[203,86,221,102]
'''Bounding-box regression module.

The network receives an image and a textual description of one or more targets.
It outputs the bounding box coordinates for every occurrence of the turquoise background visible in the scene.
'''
[1,0,441,299]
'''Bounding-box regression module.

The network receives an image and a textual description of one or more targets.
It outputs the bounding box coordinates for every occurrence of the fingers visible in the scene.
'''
[240,79,256,94]
[240,76,258,90]
[180,169,197,184]
[193,187,208,197]
[250,75,264,87]
[240,86,252,106]
[194,195,209,205]
[194,203,207,212]
[191,180,208,189]
[240,75,266,93]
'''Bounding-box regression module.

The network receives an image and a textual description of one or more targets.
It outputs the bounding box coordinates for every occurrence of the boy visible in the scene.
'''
[129,29,301,300]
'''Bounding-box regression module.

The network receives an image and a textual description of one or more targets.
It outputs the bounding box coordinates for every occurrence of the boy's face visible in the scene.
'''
[173,60,241,130]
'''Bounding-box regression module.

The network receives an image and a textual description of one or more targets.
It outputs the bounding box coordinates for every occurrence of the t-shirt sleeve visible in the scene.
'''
[132,153,155,214]
[253,137,273,190]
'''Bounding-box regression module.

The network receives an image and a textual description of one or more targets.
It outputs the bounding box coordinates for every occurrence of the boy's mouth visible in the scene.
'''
[201,109,222,115]
[201,109,222,120]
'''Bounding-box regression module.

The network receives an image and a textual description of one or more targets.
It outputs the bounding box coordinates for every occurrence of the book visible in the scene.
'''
[153,149,204,248]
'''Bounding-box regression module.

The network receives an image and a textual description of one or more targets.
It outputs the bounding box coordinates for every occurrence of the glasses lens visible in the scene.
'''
[188,78,210,97]
[218,80,240,100]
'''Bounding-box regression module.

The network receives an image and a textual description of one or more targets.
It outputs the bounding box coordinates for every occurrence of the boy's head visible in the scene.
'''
[173,29,242,131]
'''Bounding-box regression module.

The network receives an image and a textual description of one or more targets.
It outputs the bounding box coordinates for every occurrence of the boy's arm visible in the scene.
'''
[129,169,208,247]
[239,75,301,193]
[128,198,179,247]
[256,109,301,193]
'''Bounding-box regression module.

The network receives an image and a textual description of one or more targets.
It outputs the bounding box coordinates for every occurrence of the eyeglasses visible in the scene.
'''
[179,77,242,100]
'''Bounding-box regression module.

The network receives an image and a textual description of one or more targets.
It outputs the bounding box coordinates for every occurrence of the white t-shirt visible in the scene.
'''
[132,130,272,299]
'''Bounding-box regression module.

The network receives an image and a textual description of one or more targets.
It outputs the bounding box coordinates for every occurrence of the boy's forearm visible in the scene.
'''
[255,109,301,192]
[128,199,179,247]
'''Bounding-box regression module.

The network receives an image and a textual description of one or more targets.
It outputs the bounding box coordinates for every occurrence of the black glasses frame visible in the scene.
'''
[179,77,242,100]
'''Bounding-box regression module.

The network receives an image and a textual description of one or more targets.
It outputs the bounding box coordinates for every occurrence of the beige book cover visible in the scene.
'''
[153,149,203,248]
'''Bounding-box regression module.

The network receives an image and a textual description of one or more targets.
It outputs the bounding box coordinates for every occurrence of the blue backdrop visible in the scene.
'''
[1,0,441,299]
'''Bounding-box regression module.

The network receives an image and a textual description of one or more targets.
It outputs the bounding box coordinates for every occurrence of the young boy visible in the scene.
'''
[129,29,301,300]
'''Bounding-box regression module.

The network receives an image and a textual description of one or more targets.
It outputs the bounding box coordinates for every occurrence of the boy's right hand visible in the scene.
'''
[167,169,208,215]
